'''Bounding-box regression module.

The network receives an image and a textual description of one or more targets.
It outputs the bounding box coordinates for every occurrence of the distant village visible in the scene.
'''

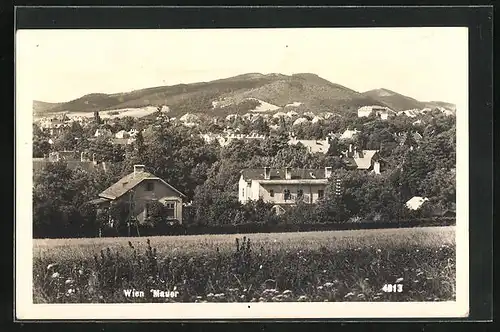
[32,102,456,237]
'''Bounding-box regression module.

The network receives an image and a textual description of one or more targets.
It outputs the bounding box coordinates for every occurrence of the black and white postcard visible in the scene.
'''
[16,26,469,320]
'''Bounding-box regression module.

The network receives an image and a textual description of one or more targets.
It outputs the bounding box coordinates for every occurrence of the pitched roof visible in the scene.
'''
[353,150,379,169]
[288,139,330,154]
[99,171,186,200]
[340,129,359,139]
[241,168,329,181]
[405,196,429,210]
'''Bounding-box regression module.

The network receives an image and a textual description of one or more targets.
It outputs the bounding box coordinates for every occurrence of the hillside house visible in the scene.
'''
[39,118,69,136]
[180,113,200,123]
[94,128,113,138]
[115,130,130,139]
[405,196,429,210]
[111,137,136,146]
[321,112,335,119]
[311,116,324,124]
[393,131,423,149]
[33,151,109,172]
[357,106,396,120]
[225,114,239,121]
[239,167,336,213]
[397,109,421,118]
[340,129,360,140]
[91,165,186,224]
[342,145,382,174]
[292,117,309,126]
[272,112,287,119]
[288,138,330,154]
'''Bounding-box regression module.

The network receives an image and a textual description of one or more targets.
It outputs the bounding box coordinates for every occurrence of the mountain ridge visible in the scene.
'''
[33,73,456,117]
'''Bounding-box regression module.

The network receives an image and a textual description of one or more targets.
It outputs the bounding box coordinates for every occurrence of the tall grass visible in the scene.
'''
[33,226,456,303]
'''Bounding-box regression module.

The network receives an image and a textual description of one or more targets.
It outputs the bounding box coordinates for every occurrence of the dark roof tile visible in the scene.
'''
[99,171,186,200]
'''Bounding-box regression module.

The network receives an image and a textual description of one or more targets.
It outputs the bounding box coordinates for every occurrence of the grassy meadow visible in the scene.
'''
[33,226,456,303]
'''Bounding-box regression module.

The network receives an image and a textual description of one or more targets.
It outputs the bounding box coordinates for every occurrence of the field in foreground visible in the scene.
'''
[33,226,456,303]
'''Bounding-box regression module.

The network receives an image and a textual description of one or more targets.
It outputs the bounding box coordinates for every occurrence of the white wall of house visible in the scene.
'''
[239,179,328,205]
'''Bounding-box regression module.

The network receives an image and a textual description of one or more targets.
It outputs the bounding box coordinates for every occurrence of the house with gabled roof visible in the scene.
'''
[341,144,382,174]
[91,165,186,224]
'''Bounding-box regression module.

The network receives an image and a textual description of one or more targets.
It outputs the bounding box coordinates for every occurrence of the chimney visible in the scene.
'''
[285,167,292,180]
[134,165,146,177]
[374,161,381,174]
[325,167,332,178]
[264,167,271,180]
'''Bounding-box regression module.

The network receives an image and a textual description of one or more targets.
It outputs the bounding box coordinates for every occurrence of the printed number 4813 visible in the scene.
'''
[382,284,403,293]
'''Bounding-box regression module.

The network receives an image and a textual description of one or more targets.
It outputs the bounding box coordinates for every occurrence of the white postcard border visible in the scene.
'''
[15,28,469,320]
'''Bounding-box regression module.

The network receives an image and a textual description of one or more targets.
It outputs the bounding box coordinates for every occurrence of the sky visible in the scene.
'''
[16,28,468,111]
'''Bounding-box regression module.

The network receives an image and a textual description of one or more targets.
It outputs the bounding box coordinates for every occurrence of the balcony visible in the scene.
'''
[284,193,311,204]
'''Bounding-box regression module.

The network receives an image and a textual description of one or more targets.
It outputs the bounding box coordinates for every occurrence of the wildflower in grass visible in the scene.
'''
[207,293,214,298]
[317,286,323,290]
[395,277,404,283]
[51,272,59,278]
[282,290,292,296]
[344,292,354,298]
[259,265,263,270]
[323,282,334,288]
[67,288,74,295]
[240,295,246,300]
[357,294,365,298]
[298,295,308,302]
[47,263,58,270]
[376,249,382,253]
[322,270,326,273]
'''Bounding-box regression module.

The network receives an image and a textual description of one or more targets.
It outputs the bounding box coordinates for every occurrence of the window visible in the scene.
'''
[297,189,303,198]
[269,189,274,197]
[284,189,291,201]
[165,202,175,219]
[242,188,245,197]
[145,181,154,192]
[318,190,325,199]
